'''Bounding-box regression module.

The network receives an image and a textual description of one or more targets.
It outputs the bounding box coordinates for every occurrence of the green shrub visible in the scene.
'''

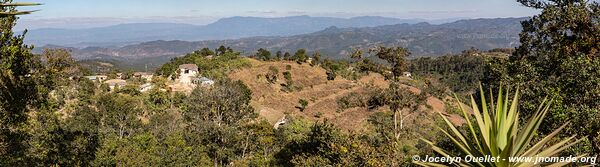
[297,99,309,112]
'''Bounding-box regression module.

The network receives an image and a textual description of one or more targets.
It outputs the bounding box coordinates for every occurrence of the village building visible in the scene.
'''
[192,77,215,86]
[104,79,127,90]
[134,72,154,82]
[84,75,108,82]
[178,64,199,84]
[139,83,154,92]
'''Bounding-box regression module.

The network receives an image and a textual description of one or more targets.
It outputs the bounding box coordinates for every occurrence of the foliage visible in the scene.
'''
[321,58,360,80]
[369,46,410,80]
[98,93,142,139]
[292,49,308,64]
[275,51,282,60]
[0,2,46,164]
[265,66,279,84]
[256,48,272,61]
[409,51,492,96]
[368,45,426,139]
[311,52,321,66]
[337,92,368,111]
[155,47,251,79]
[485,0,600,157]
[184,79,258,166]
[298,99,309,112]
[281,71,294,92]
[418,86,583,167]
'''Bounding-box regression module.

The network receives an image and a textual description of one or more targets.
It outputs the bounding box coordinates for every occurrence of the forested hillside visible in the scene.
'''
[37,17,524,60]
[1,0,599,166]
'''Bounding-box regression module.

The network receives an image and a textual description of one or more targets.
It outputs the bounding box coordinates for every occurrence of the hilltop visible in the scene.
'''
[229,58,465,131]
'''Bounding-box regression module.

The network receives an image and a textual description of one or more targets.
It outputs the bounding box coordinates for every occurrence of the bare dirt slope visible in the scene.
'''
[229,59,465,131]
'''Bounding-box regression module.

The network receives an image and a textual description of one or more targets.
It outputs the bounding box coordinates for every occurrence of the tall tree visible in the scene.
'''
[184,79,257,166]
[293,49,307,63]
[370,46,410,81]
[275,51,282,61]
[488,0,600,157]
[0,0,41,164]
[98,93,142,139]
[256,48,272,61]
[369,46,423,139]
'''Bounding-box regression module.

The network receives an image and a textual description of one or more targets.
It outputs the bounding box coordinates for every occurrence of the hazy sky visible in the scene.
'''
[16,0,539,29]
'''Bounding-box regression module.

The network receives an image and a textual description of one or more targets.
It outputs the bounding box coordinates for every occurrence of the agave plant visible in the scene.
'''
[416,86,584,167]
[0,2,40,17]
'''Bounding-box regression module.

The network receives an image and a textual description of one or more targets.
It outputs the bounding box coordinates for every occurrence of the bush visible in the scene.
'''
[336,92,367,111]
[281,71,294,92]
[266,66,279,84]
[314,112,324,118]
[297,99,309,112]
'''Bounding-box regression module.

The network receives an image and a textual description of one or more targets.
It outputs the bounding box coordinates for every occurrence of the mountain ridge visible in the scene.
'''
[34,17,526,67]
[26,15,429,47]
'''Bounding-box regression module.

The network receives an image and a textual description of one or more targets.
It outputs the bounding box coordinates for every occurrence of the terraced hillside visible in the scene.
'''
[229,59,465,131]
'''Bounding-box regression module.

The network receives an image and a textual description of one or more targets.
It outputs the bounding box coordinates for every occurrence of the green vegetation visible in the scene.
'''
[368,46,427,138]
[418,87,582,166]
[155,46,251,80]
[281,71,294,92]
[1,0,597,166]
[484,0,600,158]
[255,48,272,61]
[298,99,309,112]
[292,49,308,64]
[265,66,279,84]
[410,49,489,94]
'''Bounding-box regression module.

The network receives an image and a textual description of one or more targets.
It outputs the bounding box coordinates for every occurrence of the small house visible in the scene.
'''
[84,75,108,82]
[178,64,199,84]
[104,79,127,90]
[134,72,154,82]
[403,72,412,78]
[139,83,154,92]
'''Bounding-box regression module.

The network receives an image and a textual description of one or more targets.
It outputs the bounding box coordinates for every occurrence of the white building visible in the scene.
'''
[403,72,412,78]
[192,77,215,86]
[134,72,154,82]
[84,75,108,82]
[178,64,199,84]
[139,83,154,92]
[104,79,127,90]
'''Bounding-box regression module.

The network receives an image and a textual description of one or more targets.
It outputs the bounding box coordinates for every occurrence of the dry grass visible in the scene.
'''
[229,58,465,130]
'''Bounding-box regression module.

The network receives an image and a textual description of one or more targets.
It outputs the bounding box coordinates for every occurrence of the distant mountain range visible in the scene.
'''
[35,17,525,61]
[26,15,431,47]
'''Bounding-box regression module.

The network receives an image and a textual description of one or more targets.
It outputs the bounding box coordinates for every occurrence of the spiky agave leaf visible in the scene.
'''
[0,2,40,17]
[416,85,583,167]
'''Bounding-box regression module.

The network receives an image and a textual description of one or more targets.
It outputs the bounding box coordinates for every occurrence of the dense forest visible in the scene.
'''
[408,48,510,100]
[1,0,599,166]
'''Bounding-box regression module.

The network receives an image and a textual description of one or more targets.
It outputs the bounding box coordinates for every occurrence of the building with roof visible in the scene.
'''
[178,64,199,84]
[84,75,108,82]
[134,72,154,82]
[104,79,127,90]
[139,83,154,92]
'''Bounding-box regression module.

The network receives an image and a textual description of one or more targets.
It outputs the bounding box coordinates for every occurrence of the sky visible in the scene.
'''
[15,0,540,29]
